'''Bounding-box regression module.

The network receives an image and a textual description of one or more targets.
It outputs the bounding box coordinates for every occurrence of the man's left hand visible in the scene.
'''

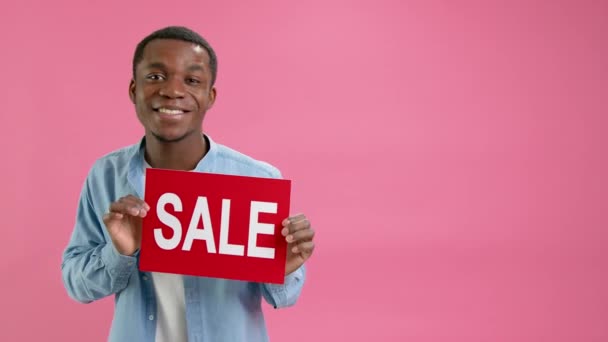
[282,214,315,275]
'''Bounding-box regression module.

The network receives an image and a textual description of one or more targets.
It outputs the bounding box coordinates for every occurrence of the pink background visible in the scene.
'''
[1,0,607,341]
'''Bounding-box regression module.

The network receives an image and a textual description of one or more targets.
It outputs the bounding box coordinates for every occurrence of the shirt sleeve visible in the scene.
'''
[61,171,137,304]
[261,265,306,308]
[259,166,307,308]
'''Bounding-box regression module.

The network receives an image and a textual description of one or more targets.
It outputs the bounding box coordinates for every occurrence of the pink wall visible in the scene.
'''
[1,0,607,341]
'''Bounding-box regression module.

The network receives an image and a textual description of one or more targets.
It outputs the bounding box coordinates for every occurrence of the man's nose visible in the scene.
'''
[159,77,185,98]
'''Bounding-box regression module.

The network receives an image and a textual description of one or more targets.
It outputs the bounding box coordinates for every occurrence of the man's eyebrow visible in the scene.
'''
[187,64,206,72]
[145,62,167,70]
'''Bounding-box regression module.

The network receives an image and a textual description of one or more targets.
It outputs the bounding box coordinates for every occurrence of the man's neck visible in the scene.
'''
[144,132,208,171]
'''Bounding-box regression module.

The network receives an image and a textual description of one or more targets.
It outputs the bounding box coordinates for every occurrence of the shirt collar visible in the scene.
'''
[127,133,218,198]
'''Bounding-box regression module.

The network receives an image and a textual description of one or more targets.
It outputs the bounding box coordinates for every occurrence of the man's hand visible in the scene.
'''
[282,214,315,276]
[103,195,150,256]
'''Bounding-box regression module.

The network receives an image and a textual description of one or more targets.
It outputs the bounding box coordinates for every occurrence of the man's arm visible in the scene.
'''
[258,168,314,308]
[261,265,306,308]
[61,175,138,303]
[260,213,314,308]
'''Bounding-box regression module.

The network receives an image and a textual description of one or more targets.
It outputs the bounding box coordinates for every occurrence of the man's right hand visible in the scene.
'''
[103,195,150,256]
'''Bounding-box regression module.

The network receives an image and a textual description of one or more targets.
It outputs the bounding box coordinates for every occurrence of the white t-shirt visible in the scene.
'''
[143,161,188,342]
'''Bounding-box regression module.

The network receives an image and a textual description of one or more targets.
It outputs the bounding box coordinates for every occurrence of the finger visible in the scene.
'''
[103,212,124,221]
[110,201,139,216]
[286,228,314,243]
[103,212,124,223]
[120,195,150,209]
[282,213,306,227]
[124,195,150,211]
[291,241,315,254]
[285,218,310,236]
[289,213,306,223]
[110,198,148,217]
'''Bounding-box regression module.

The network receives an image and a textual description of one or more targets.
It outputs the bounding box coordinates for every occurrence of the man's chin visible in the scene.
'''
[150,131,191,143]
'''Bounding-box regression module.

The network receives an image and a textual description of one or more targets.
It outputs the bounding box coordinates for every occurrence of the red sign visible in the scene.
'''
[139,168,291,284]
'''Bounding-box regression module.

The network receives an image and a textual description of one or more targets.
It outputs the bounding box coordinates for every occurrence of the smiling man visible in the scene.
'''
[61,26,315,342]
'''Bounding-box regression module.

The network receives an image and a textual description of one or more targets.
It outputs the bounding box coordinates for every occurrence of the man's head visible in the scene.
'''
[129,26,218,143]
[132,26,217,86]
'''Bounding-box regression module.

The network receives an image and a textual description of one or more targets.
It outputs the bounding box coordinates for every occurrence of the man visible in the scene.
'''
[61,26,315,341]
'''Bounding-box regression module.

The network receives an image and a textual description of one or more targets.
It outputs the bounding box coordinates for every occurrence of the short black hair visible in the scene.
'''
[132,26,218,86]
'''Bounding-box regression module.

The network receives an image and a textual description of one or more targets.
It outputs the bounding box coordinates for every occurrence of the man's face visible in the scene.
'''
[129,39,216,143]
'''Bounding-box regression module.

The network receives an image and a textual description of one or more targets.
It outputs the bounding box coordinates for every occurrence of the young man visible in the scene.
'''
[61,26,315,341]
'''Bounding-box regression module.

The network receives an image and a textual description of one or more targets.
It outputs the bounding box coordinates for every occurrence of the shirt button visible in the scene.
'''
[142,276,148,281]
[148,315,154,321]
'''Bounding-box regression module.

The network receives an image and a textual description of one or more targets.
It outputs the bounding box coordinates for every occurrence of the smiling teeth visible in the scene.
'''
[158,108,184,115]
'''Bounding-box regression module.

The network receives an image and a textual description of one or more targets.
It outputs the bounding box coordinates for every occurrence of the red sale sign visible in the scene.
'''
[139,168,291,284]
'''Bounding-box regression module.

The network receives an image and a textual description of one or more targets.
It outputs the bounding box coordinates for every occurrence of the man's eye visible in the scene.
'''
[187,78,201,85]
[146,74,165,81]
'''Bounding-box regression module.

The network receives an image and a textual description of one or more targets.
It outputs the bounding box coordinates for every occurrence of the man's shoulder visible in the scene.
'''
[88,142,139,174]
[213,142,282,179]
[79,143,139,202]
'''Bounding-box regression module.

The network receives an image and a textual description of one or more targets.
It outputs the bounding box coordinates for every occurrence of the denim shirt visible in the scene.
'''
[61,134,305,342]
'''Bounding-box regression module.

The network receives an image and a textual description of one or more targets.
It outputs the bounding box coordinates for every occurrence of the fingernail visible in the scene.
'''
[286,235,293,243]
[281,228,289,236]
[292,246,299,253]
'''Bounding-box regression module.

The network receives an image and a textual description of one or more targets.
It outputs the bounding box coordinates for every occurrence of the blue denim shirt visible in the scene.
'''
[61,134,305,341]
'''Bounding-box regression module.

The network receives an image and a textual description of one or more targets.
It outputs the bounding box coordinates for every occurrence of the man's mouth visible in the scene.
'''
[153,107,190,115]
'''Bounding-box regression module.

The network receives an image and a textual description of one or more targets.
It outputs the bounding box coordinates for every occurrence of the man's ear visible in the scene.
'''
[207,86,217,110]
[129,79,136,104]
